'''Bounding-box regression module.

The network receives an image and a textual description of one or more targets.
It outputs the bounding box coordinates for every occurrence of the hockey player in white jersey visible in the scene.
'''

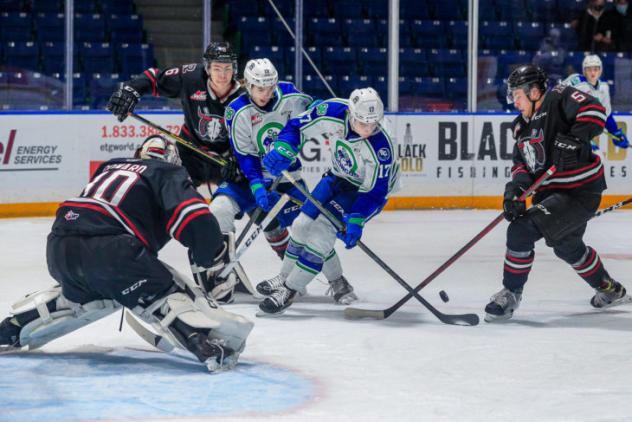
[560,54,629,149]
[211,58,354,304]
[258,88,400,315]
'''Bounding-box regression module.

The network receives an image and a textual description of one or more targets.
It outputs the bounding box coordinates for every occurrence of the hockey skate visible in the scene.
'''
[185,333,236,373]
[484,288,522,322]
[590,278,631,309]
[256,274,285,296]
[326,276,358,305]
[258,285,297,316]
[0,317,22,353]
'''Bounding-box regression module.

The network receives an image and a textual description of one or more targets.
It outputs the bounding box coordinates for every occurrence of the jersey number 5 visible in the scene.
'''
[570,91,587,103]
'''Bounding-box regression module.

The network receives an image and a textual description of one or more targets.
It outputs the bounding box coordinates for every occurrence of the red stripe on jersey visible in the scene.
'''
[504,265,531,274]
[506,255,534,264]
[554,156,601,177]
[578,104,606,113]
[144,69,158,96]
[576,117,605,127]
[540,166,604,190]
[166,198,207,231]
[174,209,211,240]
[61,201,111,217]
[181,125,192,137]
[109,206,150,248]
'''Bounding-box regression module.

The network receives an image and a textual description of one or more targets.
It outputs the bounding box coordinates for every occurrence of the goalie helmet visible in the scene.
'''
[243,58,278,96]
[203,42,238,76]
[135,135,181,166]
[348,88,384,124]
[582,54,602,70]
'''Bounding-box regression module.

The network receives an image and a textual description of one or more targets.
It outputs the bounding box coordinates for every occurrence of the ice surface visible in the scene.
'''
[1,211,631,421]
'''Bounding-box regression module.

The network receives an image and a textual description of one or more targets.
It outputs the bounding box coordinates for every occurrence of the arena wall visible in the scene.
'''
[1,111,630,217]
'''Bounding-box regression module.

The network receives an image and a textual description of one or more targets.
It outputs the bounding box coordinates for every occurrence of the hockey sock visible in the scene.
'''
[571,246,609,288]
[265,227,290,259]
[502,249,535,292]
[321,249,343,281]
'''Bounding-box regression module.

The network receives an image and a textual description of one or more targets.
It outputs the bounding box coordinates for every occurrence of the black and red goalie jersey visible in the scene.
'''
[510,84,607,193]
[51,157,221,268]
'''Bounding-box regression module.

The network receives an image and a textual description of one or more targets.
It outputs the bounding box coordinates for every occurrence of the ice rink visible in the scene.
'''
[1,209,632,422]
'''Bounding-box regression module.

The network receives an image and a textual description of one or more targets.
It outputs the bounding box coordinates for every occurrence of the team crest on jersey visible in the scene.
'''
[518,128,546,172]
[190,90,207,101]
[334,140,358,176]
[196,107,225,142]
[256,122,284,153]
[64,210,80,221]
[316,103,328,116]
[377,147,391,162]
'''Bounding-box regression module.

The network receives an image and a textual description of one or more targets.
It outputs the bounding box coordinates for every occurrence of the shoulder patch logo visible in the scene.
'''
[190,90,207,101]
[377,147,391,162]
[64,210,80,221]
[225,106,235,120]
[316,103,329,116]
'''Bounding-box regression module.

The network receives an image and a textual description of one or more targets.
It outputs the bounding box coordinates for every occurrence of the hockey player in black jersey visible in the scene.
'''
[484,64,630,322]
[106,42,244,187]
[0,135,253,372]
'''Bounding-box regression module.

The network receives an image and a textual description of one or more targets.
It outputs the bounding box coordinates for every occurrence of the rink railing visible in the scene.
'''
[0,111,631,217]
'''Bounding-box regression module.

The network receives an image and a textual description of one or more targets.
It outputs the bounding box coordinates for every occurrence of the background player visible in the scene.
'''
[258,88,400,315]
[0,135,253,372]
[560,54,629,150]
[485,65,630,322]
[212,58,353,304]
[106,42,244,187]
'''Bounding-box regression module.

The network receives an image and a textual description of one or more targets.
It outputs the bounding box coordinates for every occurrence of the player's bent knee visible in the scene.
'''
[11,285,120,350]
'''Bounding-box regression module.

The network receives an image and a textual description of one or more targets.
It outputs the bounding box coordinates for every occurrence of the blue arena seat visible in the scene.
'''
[373,75,387,100]
[1,12,32,41]
[366,1,388,19]
[337,74,372,97]
[285,46,322,76]
[74,0,97,14]
[323,46,357,75]
[5,41,39,71]
[399,76,416,96]
[262,0,293,18]
[529,0,560,22]
[496,0,529,21]
[101,0,135,15]
[303,1,330,19]
[399,48,429,77]
[41,41,80,74]
[302,74,335,100]
[250,45,285,70]
[346,19,379,47]
[514,21,545,50]
[400,0,430,20]
[239,16,272,48]
[80,42,115,74]
[479,21,514,50]
[89,72,122,108]
[333,0,364,20]
[108,14,144,43]
[433,2,463,20]
[75,14,106,42]
[448,20,468,49]
[411,20,447,48]
[31,0,61,14]
[416,77,445,98]
[359,47,386,77]
[309,18,341,47]
[430,48,466,77]
[497,50,533,76]
[118,43,154,77]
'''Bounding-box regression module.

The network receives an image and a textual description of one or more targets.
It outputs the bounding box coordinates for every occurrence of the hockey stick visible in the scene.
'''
[129,112,228,167]
[345,165,557,320]
[593,197,632,218]
[280,171,479,326]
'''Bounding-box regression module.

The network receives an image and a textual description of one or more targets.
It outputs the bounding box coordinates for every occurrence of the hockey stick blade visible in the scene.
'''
[345,304,480,326]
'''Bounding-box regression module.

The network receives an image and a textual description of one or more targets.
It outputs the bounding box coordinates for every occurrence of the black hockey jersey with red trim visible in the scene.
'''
[126,63,244,154]
[51,158,221,268]
[510,84,607,193]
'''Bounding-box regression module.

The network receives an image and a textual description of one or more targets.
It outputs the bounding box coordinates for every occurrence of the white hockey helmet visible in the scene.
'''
[582,54,602,70]
[348,87,384,124]
[244,58,278,95]
[135,135,181,166]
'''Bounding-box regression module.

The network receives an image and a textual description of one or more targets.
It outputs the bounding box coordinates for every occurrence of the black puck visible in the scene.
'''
[439,290,449,302]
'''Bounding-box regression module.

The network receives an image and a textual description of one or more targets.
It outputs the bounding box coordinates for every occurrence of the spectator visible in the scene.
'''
[610,0,632,51]
[572,0,618,52]
[533,28,567,83]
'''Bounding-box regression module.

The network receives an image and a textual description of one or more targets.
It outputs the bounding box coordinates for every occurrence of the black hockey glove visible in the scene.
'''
[551,133,582,171]
[106,85,141,122]
[503,182,526,222]
[219,155,241,182]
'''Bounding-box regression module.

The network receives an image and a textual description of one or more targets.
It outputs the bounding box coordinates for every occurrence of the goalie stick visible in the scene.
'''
[344,165,556,320]
[280,171,479,326]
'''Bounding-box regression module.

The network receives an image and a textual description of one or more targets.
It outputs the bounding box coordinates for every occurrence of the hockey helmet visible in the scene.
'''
[582,54,602,70]
[203,42,238,75]
[348,88,384,124]
[506,64,548,104]
[243,58,278,96]
[135,135,181,166]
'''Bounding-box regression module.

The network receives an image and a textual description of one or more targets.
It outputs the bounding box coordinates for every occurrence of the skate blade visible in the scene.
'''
[595,294,632,309]
[335,293,359,305]
[484,312,514,323]
[255,309,288,318]
[0,345,23,355]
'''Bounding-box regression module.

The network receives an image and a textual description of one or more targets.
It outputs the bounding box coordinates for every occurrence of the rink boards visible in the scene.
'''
[0,111,631,217]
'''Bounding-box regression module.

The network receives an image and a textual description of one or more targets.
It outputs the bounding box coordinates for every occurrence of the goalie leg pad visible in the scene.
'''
[133,291,253,364]
[10,285,120,350]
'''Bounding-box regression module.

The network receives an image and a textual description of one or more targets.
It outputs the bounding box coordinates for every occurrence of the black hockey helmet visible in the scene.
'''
[203,42,238,76]
[506,64,547,104]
